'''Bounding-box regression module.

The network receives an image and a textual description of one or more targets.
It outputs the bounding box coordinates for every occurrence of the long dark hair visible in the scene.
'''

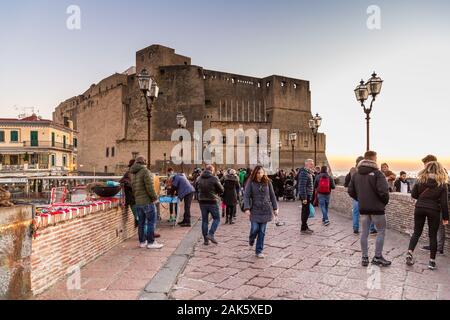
[248,166,269,185]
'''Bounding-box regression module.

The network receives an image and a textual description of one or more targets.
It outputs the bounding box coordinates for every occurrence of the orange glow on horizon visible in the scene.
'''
[328,155,450,173]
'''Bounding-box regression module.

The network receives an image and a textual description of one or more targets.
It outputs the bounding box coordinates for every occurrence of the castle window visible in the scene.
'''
[281,81,286,87]
[104,166,108,173]
[106,147,109,158]
[231,78,235,84]
[266,81,271,87]
[160,69,165,75]
[184,61,188,65]
[257,82,261,88]
[112,147,115,157]
[293,83,298,89]
[205,99,212,106]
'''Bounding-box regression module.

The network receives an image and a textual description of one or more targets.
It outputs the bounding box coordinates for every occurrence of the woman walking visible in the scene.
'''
[221,169,241,224]
[243,166,279,259]
[406,161,449,270]
[314,166,336,226]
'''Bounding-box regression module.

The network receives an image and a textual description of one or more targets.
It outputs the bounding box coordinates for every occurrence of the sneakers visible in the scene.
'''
[249,238,255,247]
[353,230,360,234]
[323,221,330,227]
[256,253,265,259]
[206,234,218,245]
[179,222,191,227]
[406,252,414,266]
[300,228,314,235]
[362,256,370,267]
[371,256,392,267]
[139,242,147,248]
[147,241,164,249]
[203,239,209,246]
[428,260,437,270]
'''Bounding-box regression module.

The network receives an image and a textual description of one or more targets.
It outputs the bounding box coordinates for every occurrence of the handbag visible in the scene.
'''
[309,203,315,218]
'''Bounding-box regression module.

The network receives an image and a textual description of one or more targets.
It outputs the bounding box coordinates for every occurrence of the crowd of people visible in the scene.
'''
[119,152,449,270]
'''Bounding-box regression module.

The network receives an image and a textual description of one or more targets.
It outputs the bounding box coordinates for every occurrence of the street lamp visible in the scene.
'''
[138,69,159,170]
[288,132,297,171]
[354,72,383,151]
[176,112,187,173]
[308,113,322,166]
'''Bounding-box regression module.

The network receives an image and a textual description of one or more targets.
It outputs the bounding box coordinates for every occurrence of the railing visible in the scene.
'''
[0,164,66,172]
[22,141,75,151]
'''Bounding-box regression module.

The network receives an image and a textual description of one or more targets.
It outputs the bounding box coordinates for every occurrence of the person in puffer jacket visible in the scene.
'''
[195,164,224,245]
[296,159,315,234]
[348,151,391,268]
[406,161,449,271]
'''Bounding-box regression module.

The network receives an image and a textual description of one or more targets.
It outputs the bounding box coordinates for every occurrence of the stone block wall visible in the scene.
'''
[330,186,450,253]
[30,206,136,295]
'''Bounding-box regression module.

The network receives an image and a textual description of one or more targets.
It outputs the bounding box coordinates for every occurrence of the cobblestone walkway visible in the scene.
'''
[170,201,450,300]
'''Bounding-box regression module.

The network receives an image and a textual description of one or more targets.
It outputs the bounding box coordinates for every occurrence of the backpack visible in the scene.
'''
[318,176,331,194]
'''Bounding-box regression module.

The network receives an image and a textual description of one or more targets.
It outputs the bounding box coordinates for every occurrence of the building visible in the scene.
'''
[0,114,78,178]
[53,44,328,175]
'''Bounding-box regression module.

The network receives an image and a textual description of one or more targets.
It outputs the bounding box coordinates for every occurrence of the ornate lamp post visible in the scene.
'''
[176,112,187,173]
[137,69,159,170]
[308,113,322,166]
[354,72,383,152]
[288,132,297,171]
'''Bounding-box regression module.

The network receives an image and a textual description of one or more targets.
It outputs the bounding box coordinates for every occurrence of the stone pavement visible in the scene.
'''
[35,207,201,300]
[169,201,450,300]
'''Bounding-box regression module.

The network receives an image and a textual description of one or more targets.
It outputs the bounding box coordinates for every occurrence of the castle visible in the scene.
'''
[53,45,328,175]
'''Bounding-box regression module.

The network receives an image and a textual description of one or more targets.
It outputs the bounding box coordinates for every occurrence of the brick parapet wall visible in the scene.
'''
[31,206,136,295]
[330,186,450,253]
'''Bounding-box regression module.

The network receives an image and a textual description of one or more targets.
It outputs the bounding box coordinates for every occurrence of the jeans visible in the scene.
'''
[361,214,386,258]
[318,194,330,222]
[200,203,221,239]
[135,204,156,244]
[182,192,194,224]
[250,222,267,254]
[300,199,311,231]
[408,208,441,259]
[352,200,376,232]
[169,202,178,216]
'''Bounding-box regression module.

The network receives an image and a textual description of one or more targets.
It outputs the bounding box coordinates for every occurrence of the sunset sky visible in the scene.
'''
[1,0,449,172]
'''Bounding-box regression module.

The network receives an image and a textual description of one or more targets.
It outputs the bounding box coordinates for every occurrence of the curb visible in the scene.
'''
[139,219,203,300]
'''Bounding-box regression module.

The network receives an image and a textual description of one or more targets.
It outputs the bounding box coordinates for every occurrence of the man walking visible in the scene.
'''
[348,151,391,267]
[130,156,163,249]
[297,159,315,234]
[195,164,224,245]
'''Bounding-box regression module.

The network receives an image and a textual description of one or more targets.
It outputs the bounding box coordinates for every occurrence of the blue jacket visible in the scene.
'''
[297,168,314,201]
[171,174,195,200]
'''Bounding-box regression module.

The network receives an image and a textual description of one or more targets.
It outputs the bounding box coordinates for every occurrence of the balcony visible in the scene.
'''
[0,164,67,172]
[22,141,75,151]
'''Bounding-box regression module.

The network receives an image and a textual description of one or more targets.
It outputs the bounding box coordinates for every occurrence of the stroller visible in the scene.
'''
[283,178,296,201]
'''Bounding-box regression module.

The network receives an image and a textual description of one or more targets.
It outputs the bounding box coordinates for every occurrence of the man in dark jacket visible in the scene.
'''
[394,171,411,194]
[130,156,163,249]
[297,159,315,234]
[221,169,241,224]
[120,159,137,227]
[348,151,391,267]
[170,173,195,227]
[195,164,224,245]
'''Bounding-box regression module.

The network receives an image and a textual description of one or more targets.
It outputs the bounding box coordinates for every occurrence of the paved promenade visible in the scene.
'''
[170,201,450,300]
[37,201,450,300]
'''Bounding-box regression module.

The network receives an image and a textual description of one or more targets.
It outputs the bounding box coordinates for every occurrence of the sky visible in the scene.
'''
[1,0,450,172]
